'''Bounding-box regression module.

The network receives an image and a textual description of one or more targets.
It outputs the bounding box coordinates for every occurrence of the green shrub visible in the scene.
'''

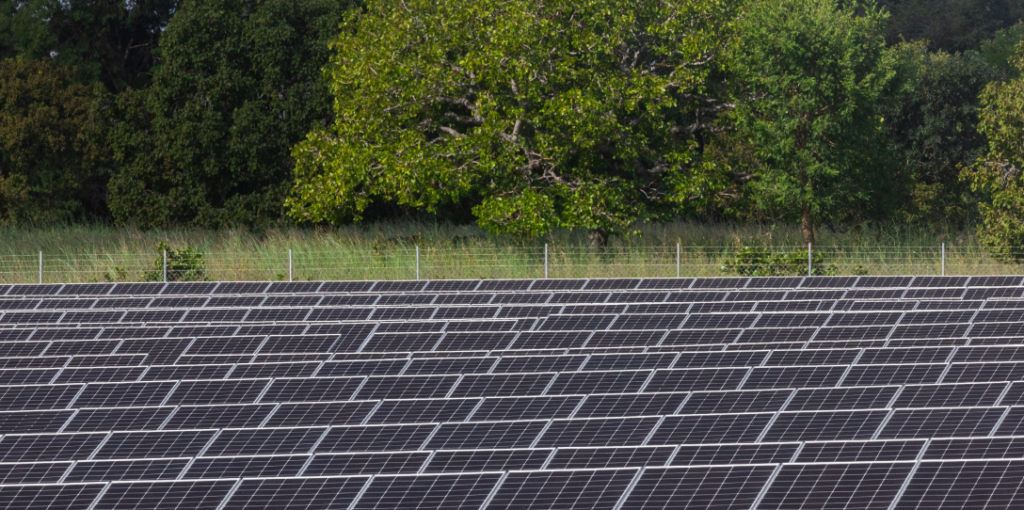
[144,241,208,281]
[721,246,837,276]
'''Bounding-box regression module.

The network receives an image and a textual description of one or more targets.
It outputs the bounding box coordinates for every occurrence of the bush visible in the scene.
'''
[721,246,837,276]
[144,241,207,281]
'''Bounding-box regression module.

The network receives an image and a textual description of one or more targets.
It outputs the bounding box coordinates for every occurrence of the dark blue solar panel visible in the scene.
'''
[1,276,1023,507]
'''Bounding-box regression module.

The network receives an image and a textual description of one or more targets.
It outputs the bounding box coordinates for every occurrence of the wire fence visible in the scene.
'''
[0,243,1019,284]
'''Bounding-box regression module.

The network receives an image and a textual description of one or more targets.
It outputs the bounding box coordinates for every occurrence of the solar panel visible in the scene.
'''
[2,276,1024,506]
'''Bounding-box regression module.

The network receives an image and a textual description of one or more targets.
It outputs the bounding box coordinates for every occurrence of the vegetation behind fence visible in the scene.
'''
[0,223,1017,283]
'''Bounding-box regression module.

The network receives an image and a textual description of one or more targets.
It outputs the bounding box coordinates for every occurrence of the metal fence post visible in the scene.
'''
[807,243,812,276]
[544,244,549,279]
[289,249,293,282]
[941,243,945,276]
[415,246,420,281]
[163,250,167,283]
[676,243,680,278]
[38,251,42,284]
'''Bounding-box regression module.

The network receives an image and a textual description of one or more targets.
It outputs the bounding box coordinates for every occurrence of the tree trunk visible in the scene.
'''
[801,207,815,246]
[589,228,609,253]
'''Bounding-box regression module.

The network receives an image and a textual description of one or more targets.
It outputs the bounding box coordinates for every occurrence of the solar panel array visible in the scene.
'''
[1,276,1024,508]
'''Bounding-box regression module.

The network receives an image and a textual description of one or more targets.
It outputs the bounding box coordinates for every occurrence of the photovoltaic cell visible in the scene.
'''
[760,462,914,510]
[624,465,776,509]
[489,469,634,510]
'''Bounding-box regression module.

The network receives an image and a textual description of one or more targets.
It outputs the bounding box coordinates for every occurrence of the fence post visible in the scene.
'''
[415,246,420,281]
[289,249,293,282]
[941,243,945,276]
[544,244,549,279]
[38,251,42,284]
[807,243,812,277]
[163,250,167,283]
[676,243,680,278]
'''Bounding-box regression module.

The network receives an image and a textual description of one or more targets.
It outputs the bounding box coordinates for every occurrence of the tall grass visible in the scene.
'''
[0,221,1014,283]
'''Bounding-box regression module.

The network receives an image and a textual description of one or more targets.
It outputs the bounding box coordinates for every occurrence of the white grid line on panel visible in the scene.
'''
[640,417,667,447]
[84,481,111,510]
[257,403,282,428]
[749,463,784,510]
[885,458,923,510]
[346,377,370,402]
[993,382,1014,407]
[477,471,510,510]
[65,384,90,409]
[529,420,555,449]
[56,460,77,484]
[360,401,385,426]
[213,478,244,510]
[249,379,275,404]
[989,407,1013,438]
[610,467,645,510]
[734,367,755,391]
[417,424,443,451]
[871,409,897,441]
[788,442,806,463]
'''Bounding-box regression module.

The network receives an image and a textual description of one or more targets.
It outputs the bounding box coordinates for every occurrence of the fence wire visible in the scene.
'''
[0,244,1019,283]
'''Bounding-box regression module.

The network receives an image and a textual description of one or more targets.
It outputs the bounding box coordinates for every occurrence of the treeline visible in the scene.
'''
[2,0,1024,250]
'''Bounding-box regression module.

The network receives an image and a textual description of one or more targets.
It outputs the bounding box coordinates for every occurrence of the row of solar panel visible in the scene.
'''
[0,336,1020,371]
[5,287,1024,312]
[0,341,1017,368]
[4,345,1019,377]
[2,382,1024,430]
[8,358,1024,387]
[5,294,1024,320]
[11,430,1024,481]
[6,292,1024,321]
[4,306,1024,328]
[0,460,1016,510]
[1,331,1023,366]
[0,321,1022,356]
[5,275,1024,297]
[7,363,1024,407]
[2,435,1024,486]
[4,308,1024,334]
[4,405,1024,460]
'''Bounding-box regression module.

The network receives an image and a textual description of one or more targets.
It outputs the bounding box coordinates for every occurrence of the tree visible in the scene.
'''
[880,0,1024,53]
[0,0,182,92]
[980,21,1024,76]
[730,0,898,245]
[882,43,999,225]
[961,44,1024,261]
[106,0,355,229]
[0,58,108,224]
[288,0,738,246]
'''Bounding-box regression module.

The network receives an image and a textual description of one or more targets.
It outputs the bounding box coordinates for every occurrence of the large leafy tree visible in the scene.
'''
[288,0,738,245]
[0,0,182,92]
[730,0,898,245]
[107,0,355,228]
[962,44,1024,261]
[882,43,1000,225]
[0,58,108,224]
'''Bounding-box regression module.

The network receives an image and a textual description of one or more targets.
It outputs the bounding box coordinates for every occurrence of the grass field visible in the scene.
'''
[0,222,1016,283]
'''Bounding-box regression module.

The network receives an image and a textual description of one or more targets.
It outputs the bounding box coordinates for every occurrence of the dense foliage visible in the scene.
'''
[880,0,1024,53]
[106,0,355,229]
[883,43,1000,225]
[963,44,1024,261]
[288,0,738,245]
[0,58,107,224]
[730,0,897,245]
[0,0,1023,258]
[0,0,182,92]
